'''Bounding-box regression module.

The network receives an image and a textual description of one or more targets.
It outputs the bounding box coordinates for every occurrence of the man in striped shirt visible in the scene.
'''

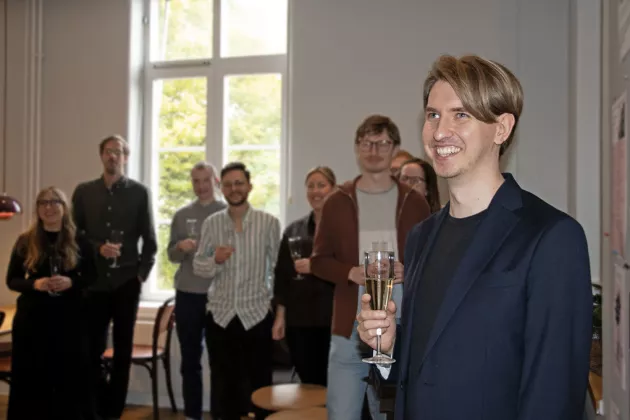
[193,161,281,420]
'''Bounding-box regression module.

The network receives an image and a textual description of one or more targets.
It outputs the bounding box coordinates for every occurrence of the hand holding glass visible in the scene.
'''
[288,236,304,280]
[362,250,396,365]
[49,255,62,297]
[186,219,198,239]
[108,230,124,268]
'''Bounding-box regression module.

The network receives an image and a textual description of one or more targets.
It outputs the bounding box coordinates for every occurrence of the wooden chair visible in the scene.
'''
[102,297,177,420]
[251,383,326,412]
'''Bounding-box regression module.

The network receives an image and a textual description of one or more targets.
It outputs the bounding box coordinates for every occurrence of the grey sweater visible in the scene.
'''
[168,199,227,294]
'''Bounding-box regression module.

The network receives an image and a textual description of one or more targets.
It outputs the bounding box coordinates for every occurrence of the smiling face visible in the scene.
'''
[306,171,334,211]
[37,189,65,229]
[422,80,510,181]
[220,169,252,207]
[191,166,215,202]
[355,131,399,175]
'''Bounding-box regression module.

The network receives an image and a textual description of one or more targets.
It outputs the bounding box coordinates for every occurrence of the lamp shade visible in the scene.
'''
[0,193,22,220]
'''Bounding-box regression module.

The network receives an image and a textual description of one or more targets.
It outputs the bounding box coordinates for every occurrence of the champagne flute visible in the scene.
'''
[48,255,62,297]
[362,249,396,365]
[109,230,124,268]
[186,218,198,239]
[288,236,304,280]
[225,229,235,251]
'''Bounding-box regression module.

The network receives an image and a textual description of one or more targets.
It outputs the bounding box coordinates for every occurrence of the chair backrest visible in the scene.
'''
[151,297,175,357]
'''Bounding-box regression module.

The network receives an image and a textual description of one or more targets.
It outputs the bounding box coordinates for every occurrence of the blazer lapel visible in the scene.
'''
[418,201,520,367]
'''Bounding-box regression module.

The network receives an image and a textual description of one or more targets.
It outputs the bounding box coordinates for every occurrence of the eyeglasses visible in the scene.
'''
[37,199,63,208]
[104,148,123,157]
[400,175,425,185]
[221,180,247,189]
[356,139,393,153]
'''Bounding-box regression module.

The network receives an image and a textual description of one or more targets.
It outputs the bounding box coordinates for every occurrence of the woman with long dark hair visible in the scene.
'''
[399,158,442,213]
[5,186,95,420]
[272,166,337,386]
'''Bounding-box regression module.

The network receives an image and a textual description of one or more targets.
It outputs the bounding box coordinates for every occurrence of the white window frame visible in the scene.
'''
[139,0,289,301]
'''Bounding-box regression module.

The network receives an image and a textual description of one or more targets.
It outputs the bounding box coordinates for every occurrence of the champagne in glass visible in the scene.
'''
[288,236,304,280]
[48,255,62,297]
[362,249,396,365]
[109,230,124,268]
[186,219,198,239]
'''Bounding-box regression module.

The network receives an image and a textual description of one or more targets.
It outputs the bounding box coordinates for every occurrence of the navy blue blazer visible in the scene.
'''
[390,174,592,420]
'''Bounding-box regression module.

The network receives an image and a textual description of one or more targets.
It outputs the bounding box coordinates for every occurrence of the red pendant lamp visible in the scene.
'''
[0,0,21,220]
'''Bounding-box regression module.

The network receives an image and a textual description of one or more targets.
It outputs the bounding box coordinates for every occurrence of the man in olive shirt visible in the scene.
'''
[72,134,157,420]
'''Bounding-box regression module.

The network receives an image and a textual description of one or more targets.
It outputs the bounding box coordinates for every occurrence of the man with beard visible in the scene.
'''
[310,115,431,420]
[167,161,226,420]
[72,134,157,420]
[194,161,281,420]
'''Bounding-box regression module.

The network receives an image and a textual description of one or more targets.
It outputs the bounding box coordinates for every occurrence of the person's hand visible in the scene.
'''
[99,243,121,259]
[348,266,365,285]
[356,294,397,354]
[177,239,197,253]
[49,276,72,292]
[214,246,233,264]
[294,258,311,274]
[394,261,404,284]
[272,308,286,341]
[33,277,51,292]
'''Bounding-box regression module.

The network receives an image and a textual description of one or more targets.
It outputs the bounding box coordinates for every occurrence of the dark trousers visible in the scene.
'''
[285,326,331,387]
[206,312,273,420]
[8,297,86,420]
[175,290,221,419]
[85,278,141,418]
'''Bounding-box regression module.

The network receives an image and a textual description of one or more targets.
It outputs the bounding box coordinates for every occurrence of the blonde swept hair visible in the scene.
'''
[305,166,337,186]
[19,187,79,273]
[423,55,524,156]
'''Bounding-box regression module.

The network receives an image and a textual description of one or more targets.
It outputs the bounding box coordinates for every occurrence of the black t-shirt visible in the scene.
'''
[406,210,487,382]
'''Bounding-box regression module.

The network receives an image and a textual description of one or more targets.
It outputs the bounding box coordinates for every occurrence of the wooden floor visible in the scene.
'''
[0,395,253,419]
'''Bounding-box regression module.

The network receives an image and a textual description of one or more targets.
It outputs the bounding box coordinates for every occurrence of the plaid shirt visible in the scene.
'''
[193,206,281,330]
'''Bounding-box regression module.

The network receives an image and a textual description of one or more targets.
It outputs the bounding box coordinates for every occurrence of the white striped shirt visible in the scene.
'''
[193,206,281,330]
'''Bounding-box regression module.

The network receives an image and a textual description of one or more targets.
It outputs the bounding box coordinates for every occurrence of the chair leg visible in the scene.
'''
[149,363,159,420]
[162,355,177,413]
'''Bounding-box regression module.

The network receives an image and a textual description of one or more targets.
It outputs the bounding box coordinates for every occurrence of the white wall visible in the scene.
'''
[0,0,601,409]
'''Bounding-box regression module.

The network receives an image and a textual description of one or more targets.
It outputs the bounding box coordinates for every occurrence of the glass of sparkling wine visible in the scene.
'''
[288,236,304,280]
[362,249,396,365]
[186,219,198,239]
[49,255,62,297]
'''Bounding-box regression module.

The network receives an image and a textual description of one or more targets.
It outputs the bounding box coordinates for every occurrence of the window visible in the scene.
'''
[142,0,288,299]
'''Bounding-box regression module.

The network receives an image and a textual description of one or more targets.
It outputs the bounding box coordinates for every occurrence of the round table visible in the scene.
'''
[251,383,326,411]
[267,406,327,419]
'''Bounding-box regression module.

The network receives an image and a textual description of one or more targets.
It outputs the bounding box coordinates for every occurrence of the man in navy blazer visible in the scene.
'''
[357,54,593,420]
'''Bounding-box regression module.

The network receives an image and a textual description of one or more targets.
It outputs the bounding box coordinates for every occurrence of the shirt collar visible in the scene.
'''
[100,174,128,190]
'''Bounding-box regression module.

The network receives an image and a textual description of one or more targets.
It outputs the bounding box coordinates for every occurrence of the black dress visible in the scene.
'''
[273,213,334,386]
[5,230,95,420]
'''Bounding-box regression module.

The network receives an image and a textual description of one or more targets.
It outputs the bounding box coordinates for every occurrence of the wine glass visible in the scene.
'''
[362,249,396,365]
[108,230,124,268]
[186,219,198,239]
[288,236,304,280]
[225,229,235,250]
[48,255,62,297]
